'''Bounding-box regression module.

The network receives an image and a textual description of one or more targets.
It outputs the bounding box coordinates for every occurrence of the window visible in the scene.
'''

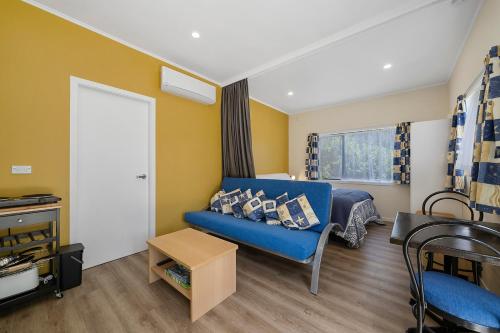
[456,76,481,176]
[319,127,395,182]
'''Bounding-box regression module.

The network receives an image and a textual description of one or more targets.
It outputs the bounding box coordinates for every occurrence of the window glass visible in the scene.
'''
[319,127,395,182]
[456,76,481,175]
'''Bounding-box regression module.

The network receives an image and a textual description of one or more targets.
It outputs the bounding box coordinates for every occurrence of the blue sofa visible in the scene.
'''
[184,177,333,294]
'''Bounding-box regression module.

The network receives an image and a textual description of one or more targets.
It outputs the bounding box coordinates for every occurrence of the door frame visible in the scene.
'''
[69,76,156,245]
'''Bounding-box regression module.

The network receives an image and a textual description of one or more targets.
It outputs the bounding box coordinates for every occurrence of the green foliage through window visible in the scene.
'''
[319,127,395,182]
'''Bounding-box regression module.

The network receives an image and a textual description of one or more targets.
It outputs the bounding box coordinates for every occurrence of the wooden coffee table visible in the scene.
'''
[147,228,238,322]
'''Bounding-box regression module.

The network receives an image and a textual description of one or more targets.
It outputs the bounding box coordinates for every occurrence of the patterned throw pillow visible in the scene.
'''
[255,190,267,201]
[277,194,320,230]
[240,189,253,202]
[230,196,245,219]
[210,190,226,213]
[262,200,281,225]
[275,192,289,206]
[220,189,242,214]
[242,197,265,221]
[230,189,253,219]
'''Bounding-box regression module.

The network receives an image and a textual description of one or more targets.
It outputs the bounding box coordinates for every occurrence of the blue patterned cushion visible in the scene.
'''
[255,190,267,201]
[262,200,281,225]
[220,189,241,214]
[210,190,225,213]
[230,189,253,219]
[277,194,320,230]
[242,197,265,221]
[240,189,253,202]
[276,192,289,206]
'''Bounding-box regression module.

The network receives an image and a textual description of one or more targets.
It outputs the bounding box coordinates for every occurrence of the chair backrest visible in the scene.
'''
[221,177,333,233]
[421,190,483,221]
[402,221,500,332]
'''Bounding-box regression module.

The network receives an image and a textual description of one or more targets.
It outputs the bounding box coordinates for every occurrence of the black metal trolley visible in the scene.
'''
[0,204,63,310]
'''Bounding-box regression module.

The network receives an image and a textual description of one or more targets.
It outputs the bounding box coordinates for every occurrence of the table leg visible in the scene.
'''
[148,245,161,284]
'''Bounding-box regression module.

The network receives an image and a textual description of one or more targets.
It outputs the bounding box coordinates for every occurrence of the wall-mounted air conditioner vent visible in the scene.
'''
[161,66,216,105]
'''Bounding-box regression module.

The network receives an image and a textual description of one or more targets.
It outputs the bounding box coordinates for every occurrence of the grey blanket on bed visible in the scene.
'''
[331,188,380,248]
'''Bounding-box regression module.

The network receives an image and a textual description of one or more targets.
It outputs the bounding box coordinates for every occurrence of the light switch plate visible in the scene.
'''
[12,165,32,174]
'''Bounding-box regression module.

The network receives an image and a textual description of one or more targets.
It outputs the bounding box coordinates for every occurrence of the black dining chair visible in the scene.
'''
[403,220,500,333]
[422,190,484,284]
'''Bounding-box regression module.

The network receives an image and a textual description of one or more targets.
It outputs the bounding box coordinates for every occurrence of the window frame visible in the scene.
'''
[318,126,396,185]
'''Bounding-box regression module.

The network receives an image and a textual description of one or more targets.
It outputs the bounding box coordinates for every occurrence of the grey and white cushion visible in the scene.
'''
[277,194,320,230]
[220,189,242,214]
[210,190,225,213]
[242,197,265,221]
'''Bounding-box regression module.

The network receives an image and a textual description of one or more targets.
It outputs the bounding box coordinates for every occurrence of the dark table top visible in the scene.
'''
[390,212,500,265]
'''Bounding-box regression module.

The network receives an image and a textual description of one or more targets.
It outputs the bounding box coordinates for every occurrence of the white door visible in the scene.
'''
[70,77,155,269]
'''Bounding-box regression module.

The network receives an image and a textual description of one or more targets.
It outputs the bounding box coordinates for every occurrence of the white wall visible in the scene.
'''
[410,119,457,214]
[289,85,449,221]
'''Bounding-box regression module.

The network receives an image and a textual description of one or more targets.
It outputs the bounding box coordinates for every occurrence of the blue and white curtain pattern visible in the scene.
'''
[393,122,411,184]
[445,95,467,192]
[470,45,500,214]
[305,133,319,180]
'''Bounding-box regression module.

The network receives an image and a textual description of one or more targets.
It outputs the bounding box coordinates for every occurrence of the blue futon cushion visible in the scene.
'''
[423,271,500,329]
[184,211,320,261]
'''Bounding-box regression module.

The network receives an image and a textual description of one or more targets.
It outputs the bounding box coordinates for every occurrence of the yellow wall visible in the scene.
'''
[250,100,289,174]
[0,1,288,243]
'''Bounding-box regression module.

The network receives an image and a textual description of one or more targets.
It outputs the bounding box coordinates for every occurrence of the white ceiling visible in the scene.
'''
[27,0,482,114]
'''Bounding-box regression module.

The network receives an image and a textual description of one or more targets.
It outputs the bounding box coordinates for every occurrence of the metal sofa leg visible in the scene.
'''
[310,223,334,295]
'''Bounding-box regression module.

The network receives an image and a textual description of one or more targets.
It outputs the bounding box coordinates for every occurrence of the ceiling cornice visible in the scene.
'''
[291,81,448,116]
[249,96,288,114]
[22,0,222,86]
[221,0,446,87]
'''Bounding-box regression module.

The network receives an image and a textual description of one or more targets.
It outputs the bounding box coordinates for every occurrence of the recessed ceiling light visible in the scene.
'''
[287,91,294,96]
[383,63,392,69]
[191,31,200,39]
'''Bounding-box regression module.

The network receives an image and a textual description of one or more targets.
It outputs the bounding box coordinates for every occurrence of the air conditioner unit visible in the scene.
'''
[161,66,216,105]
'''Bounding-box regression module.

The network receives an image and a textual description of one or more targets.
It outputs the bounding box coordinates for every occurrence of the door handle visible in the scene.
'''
[136,174,147,180]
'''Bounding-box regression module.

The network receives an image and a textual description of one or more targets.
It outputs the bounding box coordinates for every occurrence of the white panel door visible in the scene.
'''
[72,81,153,269]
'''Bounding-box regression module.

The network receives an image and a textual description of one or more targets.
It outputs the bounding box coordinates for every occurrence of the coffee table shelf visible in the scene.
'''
[150,261,191,300]
[147,228,238,322]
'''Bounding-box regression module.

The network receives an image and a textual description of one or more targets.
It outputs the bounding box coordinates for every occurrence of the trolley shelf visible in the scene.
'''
[0,228,55,252]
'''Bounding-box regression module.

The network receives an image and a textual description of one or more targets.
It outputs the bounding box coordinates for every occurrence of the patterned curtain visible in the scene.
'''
[444,95,467,192]
[305,133,319,180]
[393,122,411,184]
[470,45,500,214]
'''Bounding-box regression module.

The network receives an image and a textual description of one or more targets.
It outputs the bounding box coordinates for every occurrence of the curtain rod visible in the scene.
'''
[463,70,484,97]
[319,125,395,137]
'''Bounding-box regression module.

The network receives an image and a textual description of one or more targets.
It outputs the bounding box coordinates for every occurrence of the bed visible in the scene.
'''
[257,174,381,248]
[330,188,381,248]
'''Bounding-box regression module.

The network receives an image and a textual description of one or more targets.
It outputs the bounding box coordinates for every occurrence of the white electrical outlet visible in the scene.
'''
[11,165,32,174]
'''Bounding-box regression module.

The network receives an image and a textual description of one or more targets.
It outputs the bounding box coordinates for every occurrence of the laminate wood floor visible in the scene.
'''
[0,223,417,333]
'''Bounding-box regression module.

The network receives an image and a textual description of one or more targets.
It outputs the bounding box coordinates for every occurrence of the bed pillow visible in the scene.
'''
[209,190,226,213]
[277,194,320,230]
[220,189,242,214]
[262,200,281,226]
[275,192,289,206]
[242,197,265,221]
[230,189,253,219]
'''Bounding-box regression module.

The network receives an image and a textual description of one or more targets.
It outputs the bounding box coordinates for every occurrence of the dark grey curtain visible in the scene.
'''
[221,78,256,178]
